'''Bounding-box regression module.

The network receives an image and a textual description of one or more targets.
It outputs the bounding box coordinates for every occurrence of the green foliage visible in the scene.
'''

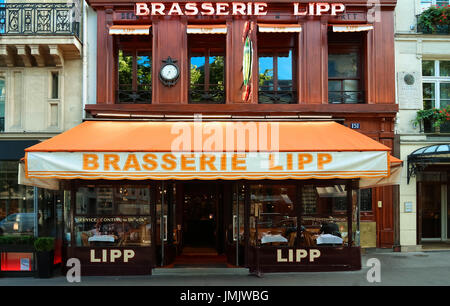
[0,235,35,245]
[118,51,133,87]
[209,56,225,90]
[34,237,55,252]
[190,64,203,86]
[414,105,450,128]
[259,69,273,86]
[417,5,450,33]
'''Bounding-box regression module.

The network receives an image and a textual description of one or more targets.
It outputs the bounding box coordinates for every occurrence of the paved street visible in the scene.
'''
[1,250,449,286]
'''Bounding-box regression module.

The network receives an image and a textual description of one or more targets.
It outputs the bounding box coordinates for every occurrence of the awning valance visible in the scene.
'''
[258,24,302,33]
[109,25,151,35]
[24,121,394,181]
[187,25,227,34]
[331,24,374,32]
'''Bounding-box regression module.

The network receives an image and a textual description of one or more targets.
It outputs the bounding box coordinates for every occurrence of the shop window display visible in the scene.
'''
[301,185,349,247]
[74,185,151,247]
[249,184,297,247]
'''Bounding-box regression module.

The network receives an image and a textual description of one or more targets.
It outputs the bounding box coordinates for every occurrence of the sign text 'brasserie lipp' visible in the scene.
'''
[135,2,346,16]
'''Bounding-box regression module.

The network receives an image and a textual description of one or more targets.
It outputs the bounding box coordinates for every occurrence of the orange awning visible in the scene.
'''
[24,121,393,181]
[187,25,227,34]
[26,121,390,153]
[331,24,374,32]
[258,24,302,33]
[109,25,151,35]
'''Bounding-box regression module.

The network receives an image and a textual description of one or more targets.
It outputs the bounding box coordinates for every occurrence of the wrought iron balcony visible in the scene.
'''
[117,89,152,104]
[0,3,80,38]
[258,87,297,104]
[328,90,365,104]
[189,84,225,104]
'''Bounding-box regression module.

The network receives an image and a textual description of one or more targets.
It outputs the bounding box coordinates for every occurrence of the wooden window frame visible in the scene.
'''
[188,34,226,104]
[115,36,152,104]
[328,32,365,104]
[257,33,297,104]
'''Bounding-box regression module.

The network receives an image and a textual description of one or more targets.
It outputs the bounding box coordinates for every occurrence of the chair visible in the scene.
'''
[303,231,316,247]
[288,232,297,247]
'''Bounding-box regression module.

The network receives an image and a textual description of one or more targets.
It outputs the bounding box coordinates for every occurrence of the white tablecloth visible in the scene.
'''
[261,234,288,244]
[88,235,115,242]
[316,234,343,245]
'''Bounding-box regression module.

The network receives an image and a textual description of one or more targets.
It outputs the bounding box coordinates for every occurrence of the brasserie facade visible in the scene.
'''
[21,0,400,276]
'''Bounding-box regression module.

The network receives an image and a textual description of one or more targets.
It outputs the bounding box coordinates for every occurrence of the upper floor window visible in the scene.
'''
[189,33,226,104]
[116,36,152,104]
[0,76,4,132]
[328,31,365,104]
[422,60,450,132]
[420,0,449,10]
[258,33,297,104]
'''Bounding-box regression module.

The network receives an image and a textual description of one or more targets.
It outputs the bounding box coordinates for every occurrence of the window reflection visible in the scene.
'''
[0,161,35,236]
[250,184,297,247]
[74,216,151,247]
[74,185,151,247]
[301,185,347,247]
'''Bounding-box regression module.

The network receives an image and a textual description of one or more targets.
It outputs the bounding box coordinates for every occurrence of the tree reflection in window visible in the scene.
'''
[117,49,151,104]
[190,51,225,103]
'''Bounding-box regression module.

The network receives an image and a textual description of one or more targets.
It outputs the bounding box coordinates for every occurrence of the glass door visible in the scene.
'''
[225,183,245,266]
[420,182,442,239]
[156,182,176,266]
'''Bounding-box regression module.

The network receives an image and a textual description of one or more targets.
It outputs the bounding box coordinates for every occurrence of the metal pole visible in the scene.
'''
[160,182,165,266]
[235,183,239,267]
[34,187,38,237]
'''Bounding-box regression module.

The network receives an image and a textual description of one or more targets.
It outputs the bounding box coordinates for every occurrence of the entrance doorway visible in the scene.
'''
[418,172,450,242]
[172,182,228,267]
[183,182,220,253]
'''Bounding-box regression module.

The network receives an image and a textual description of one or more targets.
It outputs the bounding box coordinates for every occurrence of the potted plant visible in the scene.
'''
[417,5,450,34]
[34,237,55,278]
[413,106,450,133]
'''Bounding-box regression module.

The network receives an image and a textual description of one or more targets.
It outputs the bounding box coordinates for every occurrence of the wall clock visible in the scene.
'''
[159,56,180,87]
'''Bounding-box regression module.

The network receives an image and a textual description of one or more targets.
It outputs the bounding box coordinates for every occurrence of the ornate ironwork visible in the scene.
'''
[0,3,80,38]
[117,90,152,104]
[189,84,225,104]
[328,90,365,104]
[258,89,296,104]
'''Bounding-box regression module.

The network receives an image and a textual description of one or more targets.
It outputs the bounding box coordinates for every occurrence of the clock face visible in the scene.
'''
[160,64,178,81]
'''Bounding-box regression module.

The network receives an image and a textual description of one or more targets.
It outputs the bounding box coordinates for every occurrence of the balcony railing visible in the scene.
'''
[258,89,297,104]
[189,84,225,104]
[416,15,450,35]
[328,91,365,104]
[0,3,80,38]
[117,89,152,104]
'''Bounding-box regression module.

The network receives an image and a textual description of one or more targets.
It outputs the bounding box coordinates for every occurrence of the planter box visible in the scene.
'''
[35,251,54,278]
[418,119,450,134]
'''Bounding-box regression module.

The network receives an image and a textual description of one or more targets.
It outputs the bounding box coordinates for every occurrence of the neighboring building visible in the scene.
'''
[0,0,83,271]
[395,0,450,251]
[20,0,399,276]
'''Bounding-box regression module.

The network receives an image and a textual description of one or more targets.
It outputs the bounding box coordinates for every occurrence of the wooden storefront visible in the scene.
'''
[24,0,399,275]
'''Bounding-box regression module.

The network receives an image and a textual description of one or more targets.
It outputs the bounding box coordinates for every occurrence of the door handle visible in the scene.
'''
[233,215,238,241]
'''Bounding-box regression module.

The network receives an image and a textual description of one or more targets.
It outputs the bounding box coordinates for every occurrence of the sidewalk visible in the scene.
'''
[1,250,449,286]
